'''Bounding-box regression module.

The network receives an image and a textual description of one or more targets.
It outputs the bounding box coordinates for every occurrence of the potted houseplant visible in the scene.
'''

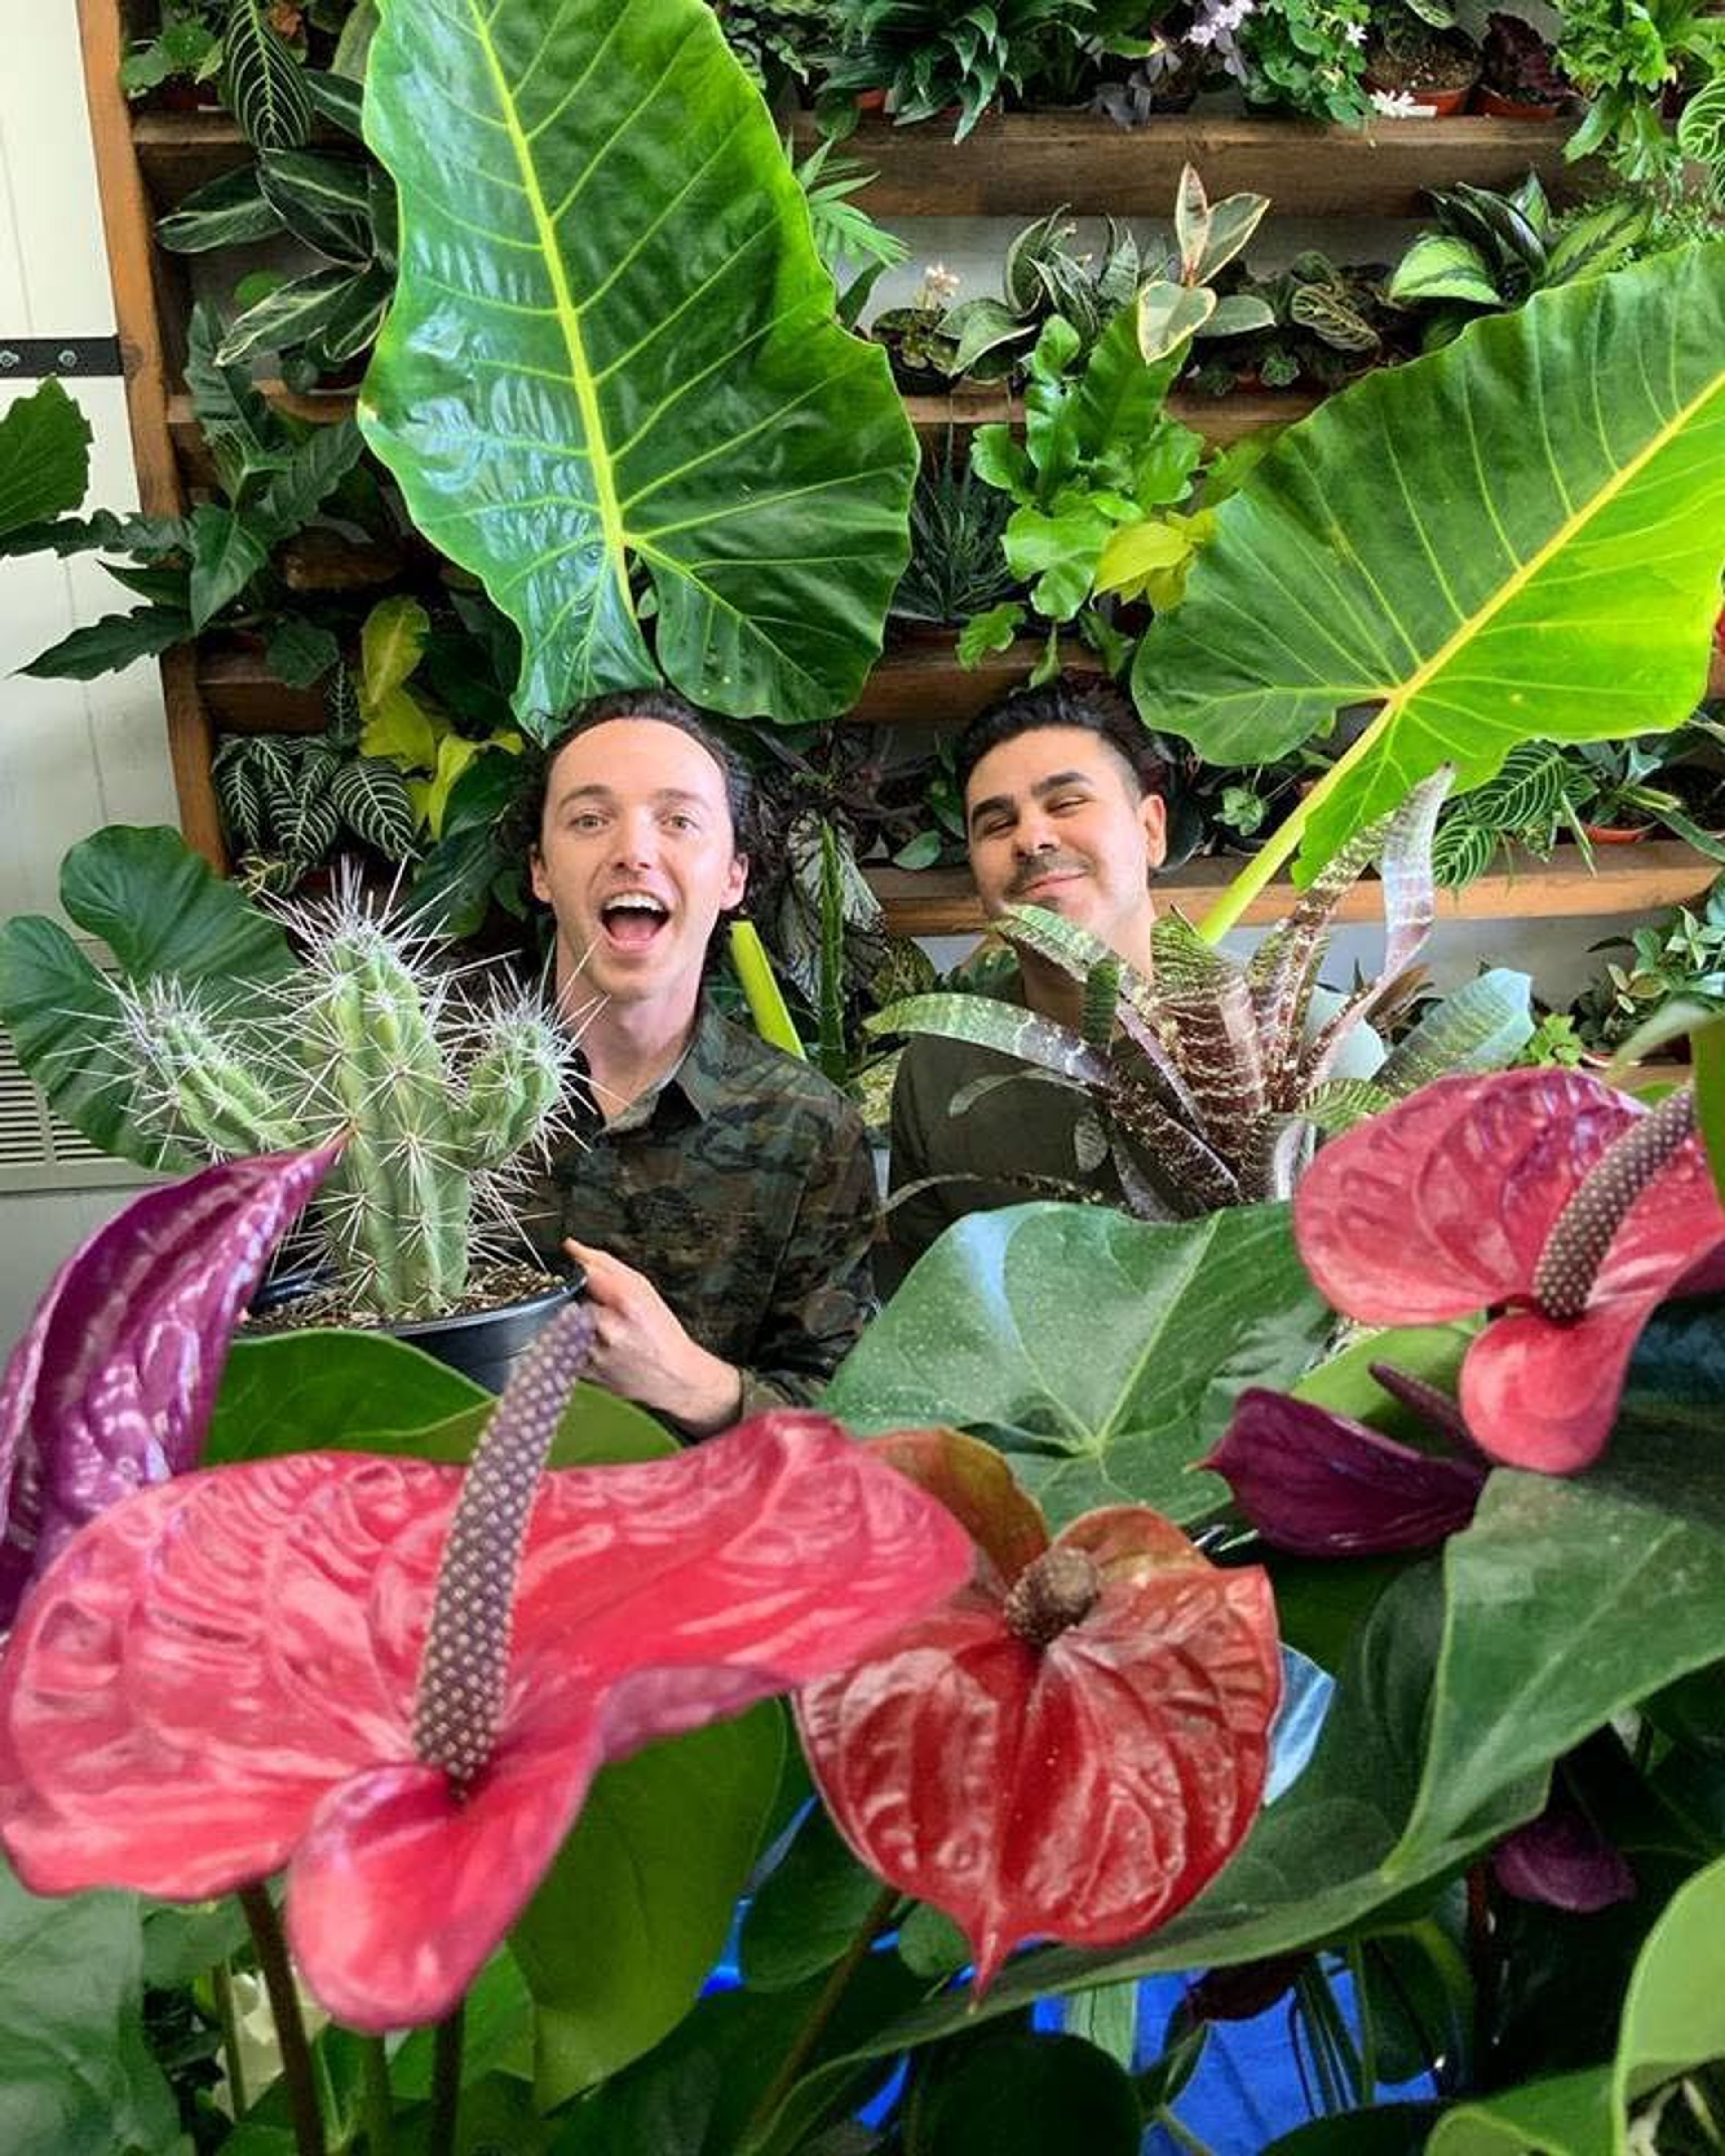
[1363,0,1482,113]
[886,435,1021,646]
[0,826,581,1387]
[1572,877,1725,1047]
[1475,8,1572,118]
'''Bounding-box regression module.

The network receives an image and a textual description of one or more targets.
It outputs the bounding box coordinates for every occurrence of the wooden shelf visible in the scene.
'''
[167,382,1319,489]
[790,111,1587,218]
[132,107,1588,220]
[872,840,1721,937]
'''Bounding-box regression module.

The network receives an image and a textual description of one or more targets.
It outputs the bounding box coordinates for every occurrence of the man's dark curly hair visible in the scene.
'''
[501,686,766,871]
[954,672,1166,802]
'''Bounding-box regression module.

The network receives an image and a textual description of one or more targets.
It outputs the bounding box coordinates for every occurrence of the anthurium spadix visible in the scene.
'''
[796,1430,1281,1989]
[358,0,916,730]
[0,1266,970,2028]
[1131,243,1725,923]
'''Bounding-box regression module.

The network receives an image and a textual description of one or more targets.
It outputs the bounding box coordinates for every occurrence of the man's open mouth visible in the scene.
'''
[600,892,670,949]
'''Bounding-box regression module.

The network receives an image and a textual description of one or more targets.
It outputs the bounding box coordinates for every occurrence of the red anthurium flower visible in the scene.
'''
[1493,1780,1635,1913]
[1205,1387,1487,1556]
[0,1306,971,2032]
[796,1430,1280,1991]
[0,1144,338,1624]
[1294,1071,1725,1473]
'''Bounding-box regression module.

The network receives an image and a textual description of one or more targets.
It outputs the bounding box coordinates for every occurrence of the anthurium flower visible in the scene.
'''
[1205,1385,1487,1556]
[0,1143,338,1625]
[1293,1070,1725,1473]
[1492,1780,1635,1913]
[0,1302,971,2032]
[796,1430,1280,1990]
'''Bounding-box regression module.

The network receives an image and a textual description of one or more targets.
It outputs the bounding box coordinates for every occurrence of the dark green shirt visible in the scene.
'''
[882,966,1144,1290]
[521,1002,878,1418]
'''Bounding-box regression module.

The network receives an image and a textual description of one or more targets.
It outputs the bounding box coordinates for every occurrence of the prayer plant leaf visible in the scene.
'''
[359,0,916,732]
[1132,247,1725,880]
[826,1201,1332,1529]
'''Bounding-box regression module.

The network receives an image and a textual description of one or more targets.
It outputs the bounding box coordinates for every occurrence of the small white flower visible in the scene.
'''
[1343,20,1366,43]
[1370,85,1437,115]
[1189,20,1217,44]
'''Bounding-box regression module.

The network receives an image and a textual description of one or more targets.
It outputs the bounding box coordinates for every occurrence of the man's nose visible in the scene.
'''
[613,810,659,868]
[1013,814,1057,856]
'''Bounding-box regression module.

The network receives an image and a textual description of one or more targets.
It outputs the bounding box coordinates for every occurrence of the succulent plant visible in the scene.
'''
[117,877,579,1317]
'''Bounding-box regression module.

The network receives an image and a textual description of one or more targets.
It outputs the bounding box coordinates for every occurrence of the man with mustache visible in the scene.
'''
[882,674,1168,1286]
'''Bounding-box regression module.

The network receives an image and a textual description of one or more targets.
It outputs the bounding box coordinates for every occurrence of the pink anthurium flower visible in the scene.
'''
[0,1292,972,2032]
[0,1143,339,1623]
[1293,1070,1725,1473]
[796,1430,1281,1991]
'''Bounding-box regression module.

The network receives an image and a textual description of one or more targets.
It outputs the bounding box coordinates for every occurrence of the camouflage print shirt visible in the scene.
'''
[519,1000,878,1425]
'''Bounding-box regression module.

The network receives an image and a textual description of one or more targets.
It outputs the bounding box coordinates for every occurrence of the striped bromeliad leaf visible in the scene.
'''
[1132,245,1725,922]
[357,0,916,732]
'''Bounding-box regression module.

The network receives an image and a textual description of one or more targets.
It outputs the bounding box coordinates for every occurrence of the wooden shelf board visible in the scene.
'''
[134,108,1588,219]
[871,840,1719,937]
[790,111,1586,218]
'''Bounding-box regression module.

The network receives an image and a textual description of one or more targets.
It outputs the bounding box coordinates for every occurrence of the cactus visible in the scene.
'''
[119,881,577,1318]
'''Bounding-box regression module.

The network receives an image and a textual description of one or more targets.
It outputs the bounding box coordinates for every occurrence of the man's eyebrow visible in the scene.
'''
[967,791,1013,830]
[550,783,712,808]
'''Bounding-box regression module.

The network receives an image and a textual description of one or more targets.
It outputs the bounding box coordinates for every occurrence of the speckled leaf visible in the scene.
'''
[826,1202,1332,1528]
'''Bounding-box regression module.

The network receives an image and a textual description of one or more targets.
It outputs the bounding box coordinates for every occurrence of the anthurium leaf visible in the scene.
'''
[1134,247,1725,883]
[826,1201,1331,1527]
[0,379,91,540]
[359,0,915,730]
[513,1704,785,2106]
[1424,2071,1612,2156]
[0,826,295,1168]
[1612,1851,1725,2134]
[1261,2103,1441,2156]
[739,1800,883,1993]
[0,1863,178,2156]
[902,2031,1141,2156]
[1392,1362,1725,1873]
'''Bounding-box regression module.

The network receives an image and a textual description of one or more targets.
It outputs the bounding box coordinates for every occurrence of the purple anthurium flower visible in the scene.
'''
[0,1144,339,1624]
[1204,1386,1488,1557]
[1493,1780,1635,1913]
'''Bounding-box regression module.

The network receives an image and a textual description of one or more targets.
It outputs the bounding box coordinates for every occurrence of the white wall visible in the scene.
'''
[0,4,178,1353]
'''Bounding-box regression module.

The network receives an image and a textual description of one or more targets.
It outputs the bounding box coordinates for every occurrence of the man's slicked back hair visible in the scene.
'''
[954,672,1163,801]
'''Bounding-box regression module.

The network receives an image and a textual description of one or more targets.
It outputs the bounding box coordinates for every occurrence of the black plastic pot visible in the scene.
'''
[250,1268,586,1395]
[389,1272,586,1394]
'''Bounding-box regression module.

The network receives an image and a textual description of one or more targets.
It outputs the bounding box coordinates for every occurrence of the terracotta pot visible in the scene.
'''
[1366,74,1474,115]
[855,87,888,111]
[1580,821,1655,845]
[1477,87,1564,119]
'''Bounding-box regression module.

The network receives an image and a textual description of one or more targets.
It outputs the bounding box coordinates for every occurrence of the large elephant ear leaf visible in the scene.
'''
[1132,245,1725,889]
[358,0,916,732]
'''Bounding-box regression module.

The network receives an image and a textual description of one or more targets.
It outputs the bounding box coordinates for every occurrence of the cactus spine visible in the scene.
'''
[122,889,576,1318]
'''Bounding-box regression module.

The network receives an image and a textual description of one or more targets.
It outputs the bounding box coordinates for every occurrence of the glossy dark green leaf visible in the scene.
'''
[903,2032,1140,2156]
[188,502,271,627]
[0,826,294,1169]
[0,378,91,539]
[1425,2066,1612,2156]
[1260,2103,1442,2156]
[827,1201,1332,1527]
[20,604,190,678]
[359,0,916,729]
[224,0,313,151]
[0,1860,178,2156]
[158,163,285,252]
[740,1801,885,1993]
[513,1705,785,2106]
[265,614,341,689]
[1611,1852,1725,2131]
[208,1327,668,1465]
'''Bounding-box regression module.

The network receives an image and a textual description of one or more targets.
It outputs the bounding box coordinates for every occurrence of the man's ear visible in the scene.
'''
[722,851,749,912]
[1141,791,1168,871]
[529,848,551,906]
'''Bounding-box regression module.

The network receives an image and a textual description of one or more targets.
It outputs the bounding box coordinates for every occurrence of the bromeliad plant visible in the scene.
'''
[0,826,576,1321]
[869,771,1533,1216]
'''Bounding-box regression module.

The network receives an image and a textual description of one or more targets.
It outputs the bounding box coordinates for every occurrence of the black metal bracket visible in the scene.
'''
[0,337,124,380]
